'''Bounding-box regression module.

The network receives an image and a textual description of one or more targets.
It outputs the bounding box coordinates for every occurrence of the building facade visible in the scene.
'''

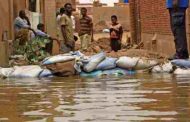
[129,0,190,55]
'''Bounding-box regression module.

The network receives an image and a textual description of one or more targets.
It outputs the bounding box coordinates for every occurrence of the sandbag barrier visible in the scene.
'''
[1,52,190,78]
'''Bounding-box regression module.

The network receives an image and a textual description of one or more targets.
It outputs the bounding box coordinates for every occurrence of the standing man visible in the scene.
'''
[167,0,189,60]
[60,3,75,53]
[79,7,93,51]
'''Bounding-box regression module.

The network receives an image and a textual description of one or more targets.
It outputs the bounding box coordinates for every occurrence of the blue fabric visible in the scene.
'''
[31,29,50,39]
[166,0,189,8]
[171,59,190,68]
[80,70,103,78]
[124,0,129,3]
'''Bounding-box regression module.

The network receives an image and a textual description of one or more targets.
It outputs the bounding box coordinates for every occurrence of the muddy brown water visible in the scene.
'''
[0,74,190,122]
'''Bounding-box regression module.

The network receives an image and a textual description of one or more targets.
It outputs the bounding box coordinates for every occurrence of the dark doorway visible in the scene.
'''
[29,0,36,12]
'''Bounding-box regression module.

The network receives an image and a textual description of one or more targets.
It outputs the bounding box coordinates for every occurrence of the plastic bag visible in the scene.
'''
[83,52,106,72]
[96,57,117,70]
[80,70,103,77]
[102,68,135,77]
[116,57,139,69]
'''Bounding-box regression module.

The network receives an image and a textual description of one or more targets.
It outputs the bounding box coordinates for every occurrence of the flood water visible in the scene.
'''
[0,74,190,122]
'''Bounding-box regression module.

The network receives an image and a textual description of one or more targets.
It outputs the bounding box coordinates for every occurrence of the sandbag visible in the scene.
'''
[0,67,14,77]
[102,68,135,77]
[152,65,162,73]
[42,54,75,65]
[162,62,173,73]
[83,52,106,72]
[152,62,173,73]
[80,70,103,78]
[116,57,139,69]
[135,58,158,70]
[96,57,117,70]
[171,59,190,68]
[174,68,190,75]
[10,65,43,78]
[39,69,53,78]
[46,60,76,77]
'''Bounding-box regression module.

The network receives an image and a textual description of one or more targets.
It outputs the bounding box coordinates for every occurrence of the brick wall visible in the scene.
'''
[129,0,190,55]
[139,0,171,35]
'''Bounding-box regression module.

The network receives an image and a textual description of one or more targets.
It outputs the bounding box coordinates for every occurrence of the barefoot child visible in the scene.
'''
[109,15,123,52]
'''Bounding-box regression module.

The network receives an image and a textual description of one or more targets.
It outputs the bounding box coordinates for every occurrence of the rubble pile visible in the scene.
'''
[76,37,111,55]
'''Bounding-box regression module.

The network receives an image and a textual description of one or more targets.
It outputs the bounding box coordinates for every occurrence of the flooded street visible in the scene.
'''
[0,74,190,122]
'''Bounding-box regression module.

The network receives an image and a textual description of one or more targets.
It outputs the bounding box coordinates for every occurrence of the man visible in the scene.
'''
[59,3,75,53]
[32,23,50,38]
[14,10,35,45]
[32,23,60,54]
[167,0,189,60]
[57,7,65,24]
[79,7,93,51]
[57,7,65,41]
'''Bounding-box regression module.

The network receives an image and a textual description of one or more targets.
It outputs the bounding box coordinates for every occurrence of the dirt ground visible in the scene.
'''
[75,32,130,52]
[75,32,167,61]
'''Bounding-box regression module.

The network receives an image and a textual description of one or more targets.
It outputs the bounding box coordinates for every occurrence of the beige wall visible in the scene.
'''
[93,6,130,32]
[44,0,59,54]
[56,0,76,9]
[13,0,26,18]
[0,0,14,40]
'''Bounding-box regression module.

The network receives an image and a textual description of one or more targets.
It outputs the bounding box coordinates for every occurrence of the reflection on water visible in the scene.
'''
[0,74,190,122]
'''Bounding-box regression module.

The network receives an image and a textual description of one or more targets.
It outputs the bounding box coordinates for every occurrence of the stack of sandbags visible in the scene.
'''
[42,54,76,77]
[83,52,106,72]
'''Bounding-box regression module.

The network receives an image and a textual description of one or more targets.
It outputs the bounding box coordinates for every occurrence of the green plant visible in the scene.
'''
[14,37,51,64]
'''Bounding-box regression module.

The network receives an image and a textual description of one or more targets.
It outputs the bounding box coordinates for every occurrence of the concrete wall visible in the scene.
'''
[93,6,130,32]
